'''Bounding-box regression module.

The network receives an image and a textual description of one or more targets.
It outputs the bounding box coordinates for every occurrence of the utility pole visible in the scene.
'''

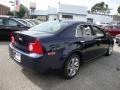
[30,3,36,19]
[9,0,16,16]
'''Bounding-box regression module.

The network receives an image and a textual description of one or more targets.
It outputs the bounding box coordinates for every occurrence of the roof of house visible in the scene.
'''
[58,4,87,15]
[33,7,57,16]
[88,13,112,16]
[47,7,57,14]
[33,10,47,16]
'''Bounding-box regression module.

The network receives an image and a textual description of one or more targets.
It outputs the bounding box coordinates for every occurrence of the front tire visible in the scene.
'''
[118,43,120,47]
[63,54,80,79]
[105,44,113,56]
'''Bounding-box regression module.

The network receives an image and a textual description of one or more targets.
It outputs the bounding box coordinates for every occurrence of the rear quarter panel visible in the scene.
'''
[40,36,83,69]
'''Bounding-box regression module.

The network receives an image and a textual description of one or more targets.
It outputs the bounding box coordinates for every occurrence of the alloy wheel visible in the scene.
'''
[67,57,80,77]
[108,45,113,55]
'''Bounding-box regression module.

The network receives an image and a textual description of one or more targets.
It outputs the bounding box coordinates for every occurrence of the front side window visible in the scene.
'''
[92,26,104,37]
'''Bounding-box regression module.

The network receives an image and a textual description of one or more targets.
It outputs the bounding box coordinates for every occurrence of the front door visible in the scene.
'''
[79,25,98,61]
[92,25,108,55]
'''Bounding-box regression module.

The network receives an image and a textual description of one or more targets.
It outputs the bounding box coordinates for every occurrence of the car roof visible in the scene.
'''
[59,20,92,24]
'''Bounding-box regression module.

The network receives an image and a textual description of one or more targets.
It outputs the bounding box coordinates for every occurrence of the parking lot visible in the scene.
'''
[0,41,120,90]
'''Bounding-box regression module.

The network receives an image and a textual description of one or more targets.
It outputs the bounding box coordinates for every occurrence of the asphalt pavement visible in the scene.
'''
[0,41,120,90]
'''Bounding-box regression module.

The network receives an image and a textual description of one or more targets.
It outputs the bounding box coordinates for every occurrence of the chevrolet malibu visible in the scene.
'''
[9,21,114,79]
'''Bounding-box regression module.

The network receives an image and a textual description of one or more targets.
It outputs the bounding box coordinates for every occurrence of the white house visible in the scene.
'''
[58,4,87,21]
[47,7,58,21]
[33,10,48,21]
[33,4,114,23]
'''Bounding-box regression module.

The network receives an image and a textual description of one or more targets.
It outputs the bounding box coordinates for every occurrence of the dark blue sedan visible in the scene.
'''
[9,21,114,79]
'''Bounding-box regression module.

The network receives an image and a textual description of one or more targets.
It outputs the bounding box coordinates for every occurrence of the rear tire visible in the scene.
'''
[63,54,80,79]
[105,44,113,56]
[118,43,120,47]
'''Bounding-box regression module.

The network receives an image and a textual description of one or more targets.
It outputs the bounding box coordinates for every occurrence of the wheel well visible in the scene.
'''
[62,51,82,68]
[74,51,82,60]
[67,51,83,62]
[62,51,83,69]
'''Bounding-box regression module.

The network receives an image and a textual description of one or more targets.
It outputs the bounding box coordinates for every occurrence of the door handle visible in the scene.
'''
[95,38,102,41]
[80,40,85,43]
[80,40,86,46]
[74,41,85,45]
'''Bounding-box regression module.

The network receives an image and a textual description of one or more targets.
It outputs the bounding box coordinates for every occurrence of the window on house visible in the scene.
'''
[62,15,73,20]
[87,18,93,23]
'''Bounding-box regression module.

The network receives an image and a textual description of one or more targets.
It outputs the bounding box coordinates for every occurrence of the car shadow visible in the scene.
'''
[21,68,67,90]
[21,50,120,90]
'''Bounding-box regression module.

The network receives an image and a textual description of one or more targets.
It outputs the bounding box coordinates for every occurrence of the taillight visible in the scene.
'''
[28,40,44,54]
[11,33,15,44]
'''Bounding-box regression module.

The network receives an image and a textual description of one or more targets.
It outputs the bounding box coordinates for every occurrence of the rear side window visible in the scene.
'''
[76,25,93,37]
[81,25,93,37]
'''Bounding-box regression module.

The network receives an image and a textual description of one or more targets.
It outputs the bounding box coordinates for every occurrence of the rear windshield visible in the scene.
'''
[28,21,61,33]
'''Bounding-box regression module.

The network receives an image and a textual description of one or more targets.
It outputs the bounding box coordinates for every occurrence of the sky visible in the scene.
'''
[0,0,120,14]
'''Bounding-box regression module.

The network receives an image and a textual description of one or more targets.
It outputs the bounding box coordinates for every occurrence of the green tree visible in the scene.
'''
[91,2,110,14]
[118,6,120,14]
[16,4,27,18]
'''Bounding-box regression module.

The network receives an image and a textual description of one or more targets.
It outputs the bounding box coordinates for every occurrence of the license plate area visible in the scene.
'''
[13,50,21,62]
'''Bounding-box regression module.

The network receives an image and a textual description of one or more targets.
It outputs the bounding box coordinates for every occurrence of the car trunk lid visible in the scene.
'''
[12,31,53,53]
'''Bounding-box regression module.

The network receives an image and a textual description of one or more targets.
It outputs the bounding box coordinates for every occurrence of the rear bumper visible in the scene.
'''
[9,43,49,73]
